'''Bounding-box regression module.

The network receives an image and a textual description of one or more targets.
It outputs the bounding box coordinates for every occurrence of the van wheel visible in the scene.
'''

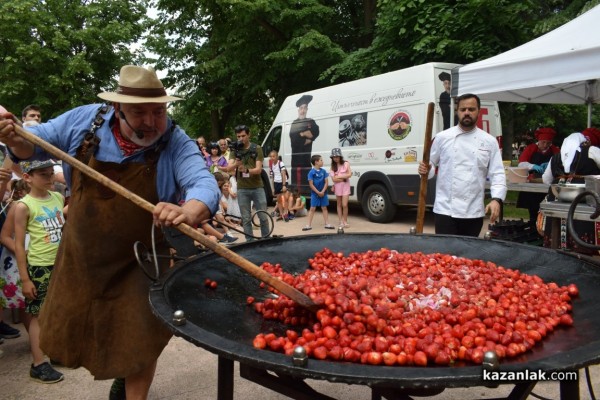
[263,186,275,207]
[361,184,396,223]
[261,173,275,206]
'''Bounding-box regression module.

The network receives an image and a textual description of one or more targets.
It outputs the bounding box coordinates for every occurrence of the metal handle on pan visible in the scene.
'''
[566,190,600,250]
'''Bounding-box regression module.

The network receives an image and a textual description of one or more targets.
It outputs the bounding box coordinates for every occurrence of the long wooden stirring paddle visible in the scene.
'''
[416,102,435,233]
[11,123,319,312]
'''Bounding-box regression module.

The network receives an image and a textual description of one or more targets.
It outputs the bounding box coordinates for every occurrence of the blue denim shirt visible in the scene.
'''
[24,104,219,213]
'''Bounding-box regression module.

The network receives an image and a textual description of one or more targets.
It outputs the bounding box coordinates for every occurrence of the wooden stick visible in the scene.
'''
[416,102,435,233]
[13,124,318,312]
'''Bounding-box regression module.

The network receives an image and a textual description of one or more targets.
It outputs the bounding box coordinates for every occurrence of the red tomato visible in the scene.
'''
[286,330,298,342]
[248,249,578,366]
[559,314,574,326]
[323,326,338,339]
[567,284,579,297]
[434,351,451,365]
[413,351,428,367]
[382,352,397,366]
[313,346,328,360]
[367,351,383,365]
[269,338,283,351]
[253,336,266,349]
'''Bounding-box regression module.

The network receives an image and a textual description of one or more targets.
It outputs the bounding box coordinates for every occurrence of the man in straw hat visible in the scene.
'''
[0,65,220,399]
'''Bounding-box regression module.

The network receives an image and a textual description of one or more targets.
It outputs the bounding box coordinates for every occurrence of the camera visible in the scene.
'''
[230,140,258,160]
[228,140,245,158]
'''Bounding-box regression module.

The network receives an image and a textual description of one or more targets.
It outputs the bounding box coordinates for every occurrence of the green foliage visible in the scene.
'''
[1,0,597,149]
[147,0,360,141]
[0,0,149,118]
[325,0,544,82]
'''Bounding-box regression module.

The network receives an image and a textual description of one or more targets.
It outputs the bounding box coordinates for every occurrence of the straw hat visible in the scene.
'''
[98,65,182,104]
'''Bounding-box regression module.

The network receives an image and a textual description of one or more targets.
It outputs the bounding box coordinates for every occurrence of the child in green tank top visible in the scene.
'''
[15,160,65,383]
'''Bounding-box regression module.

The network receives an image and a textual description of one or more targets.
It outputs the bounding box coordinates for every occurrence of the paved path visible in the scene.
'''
[1,205,598,399]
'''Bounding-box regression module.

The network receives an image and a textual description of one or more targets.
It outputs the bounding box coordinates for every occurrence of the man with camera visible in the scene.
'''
[225,125,270,241]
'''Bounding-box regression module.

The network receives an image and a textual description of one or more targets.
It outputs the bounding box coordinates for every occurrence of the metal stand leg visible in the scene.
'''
[551,217,560,249]
[239,364,336,400]
[217,356,234,400]
[506,381,536,400]
[559,371,579,400]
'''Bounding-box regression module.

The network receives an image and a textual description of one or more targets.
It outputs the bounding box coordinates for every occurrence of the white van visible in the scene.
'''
[260,62,502,223]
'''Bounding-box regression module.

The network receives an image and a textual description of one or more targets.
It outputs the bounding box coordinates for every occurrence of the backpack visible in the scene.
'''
[270,160,288,181]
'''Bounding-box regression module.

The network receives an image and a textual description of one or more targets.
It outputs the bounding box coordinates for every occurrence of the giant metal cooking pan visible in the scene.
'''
[149,234,600,389]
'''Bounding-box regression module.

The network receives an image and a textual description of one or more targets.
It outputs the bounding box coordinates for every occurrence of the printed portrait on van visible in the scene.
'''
[290,94,320,191]
[438,71,452,130]
[338,112,367,147]
[388,111,412,140]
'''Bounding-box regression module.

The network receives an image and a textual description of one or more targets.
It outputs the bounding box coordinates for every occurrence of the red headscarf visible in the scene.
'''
[583,127,600,146]
[534,127,556,141]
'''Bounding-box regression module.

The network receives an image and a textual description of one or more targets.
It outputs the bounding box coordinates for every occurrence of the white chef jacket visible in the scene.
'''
[427,125,506,218]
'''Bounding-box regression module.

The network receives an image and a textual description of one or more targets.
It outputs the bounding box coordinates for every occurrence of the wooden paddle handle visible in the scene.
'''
[12,124,318,311]
[416,102,435,233]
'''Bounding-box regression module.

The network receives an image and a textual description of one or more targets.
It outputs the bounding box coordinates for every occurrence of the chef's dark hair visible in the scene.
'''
[456,93,480,109]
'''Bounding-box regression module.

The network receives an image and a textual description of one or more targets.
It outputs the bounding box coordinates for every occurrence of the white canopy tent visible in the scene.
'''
[452,5,600,127]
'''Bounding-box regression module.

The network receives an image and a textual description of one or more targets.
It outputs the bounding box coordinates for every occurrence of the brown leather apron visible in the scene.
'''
[39,149,172,380]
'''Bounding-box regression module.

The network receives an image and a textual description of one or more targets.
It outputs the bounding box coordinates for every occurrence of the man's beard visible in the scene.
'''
[126,128,162,147]
[460,116,476,129]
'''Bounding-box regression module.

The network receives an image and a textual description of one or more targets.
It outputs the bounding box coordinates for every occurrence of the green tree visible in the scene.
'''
[0,0,149,118]
[148,0,595,146]
[324,0,546,82]
[147,0,378,141]
[324,0,597,158]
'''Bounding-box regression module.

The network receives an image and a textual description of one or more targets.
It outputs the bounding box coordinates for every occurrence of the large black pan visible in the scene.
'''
[149,234,600,389]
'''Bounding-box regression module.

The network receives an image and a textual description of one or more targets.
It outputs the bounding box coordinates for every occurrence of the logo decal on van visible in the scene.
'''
[385,149,403,163]
[404,149,418,162]
[339,112,368,147]
[347,153,362,161]
[388,111,412,141]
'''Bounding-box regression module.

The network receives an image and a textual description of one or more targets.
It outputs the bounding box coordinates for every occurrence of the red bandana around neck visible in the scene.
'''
[112,122,145,156]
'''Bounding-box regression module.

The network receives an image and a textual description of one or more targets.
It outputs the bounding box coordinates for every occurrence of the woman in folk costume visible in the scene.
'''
[516,127,560,225]
[542,128,600,253]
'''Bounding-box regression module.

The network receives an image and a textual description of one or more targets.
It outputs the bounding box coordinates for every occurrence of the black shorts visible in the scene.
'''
[26,264,54,315]
[274,182,284,195]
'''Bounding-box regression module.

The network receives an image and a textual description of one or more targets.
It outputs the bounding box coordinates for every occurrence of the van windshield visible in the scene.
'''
[262,125,282,155]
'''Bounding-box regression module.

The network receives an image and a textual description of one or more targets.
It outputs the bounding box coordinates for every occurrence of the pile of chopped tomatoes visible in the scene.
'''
[250,248,577,366]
